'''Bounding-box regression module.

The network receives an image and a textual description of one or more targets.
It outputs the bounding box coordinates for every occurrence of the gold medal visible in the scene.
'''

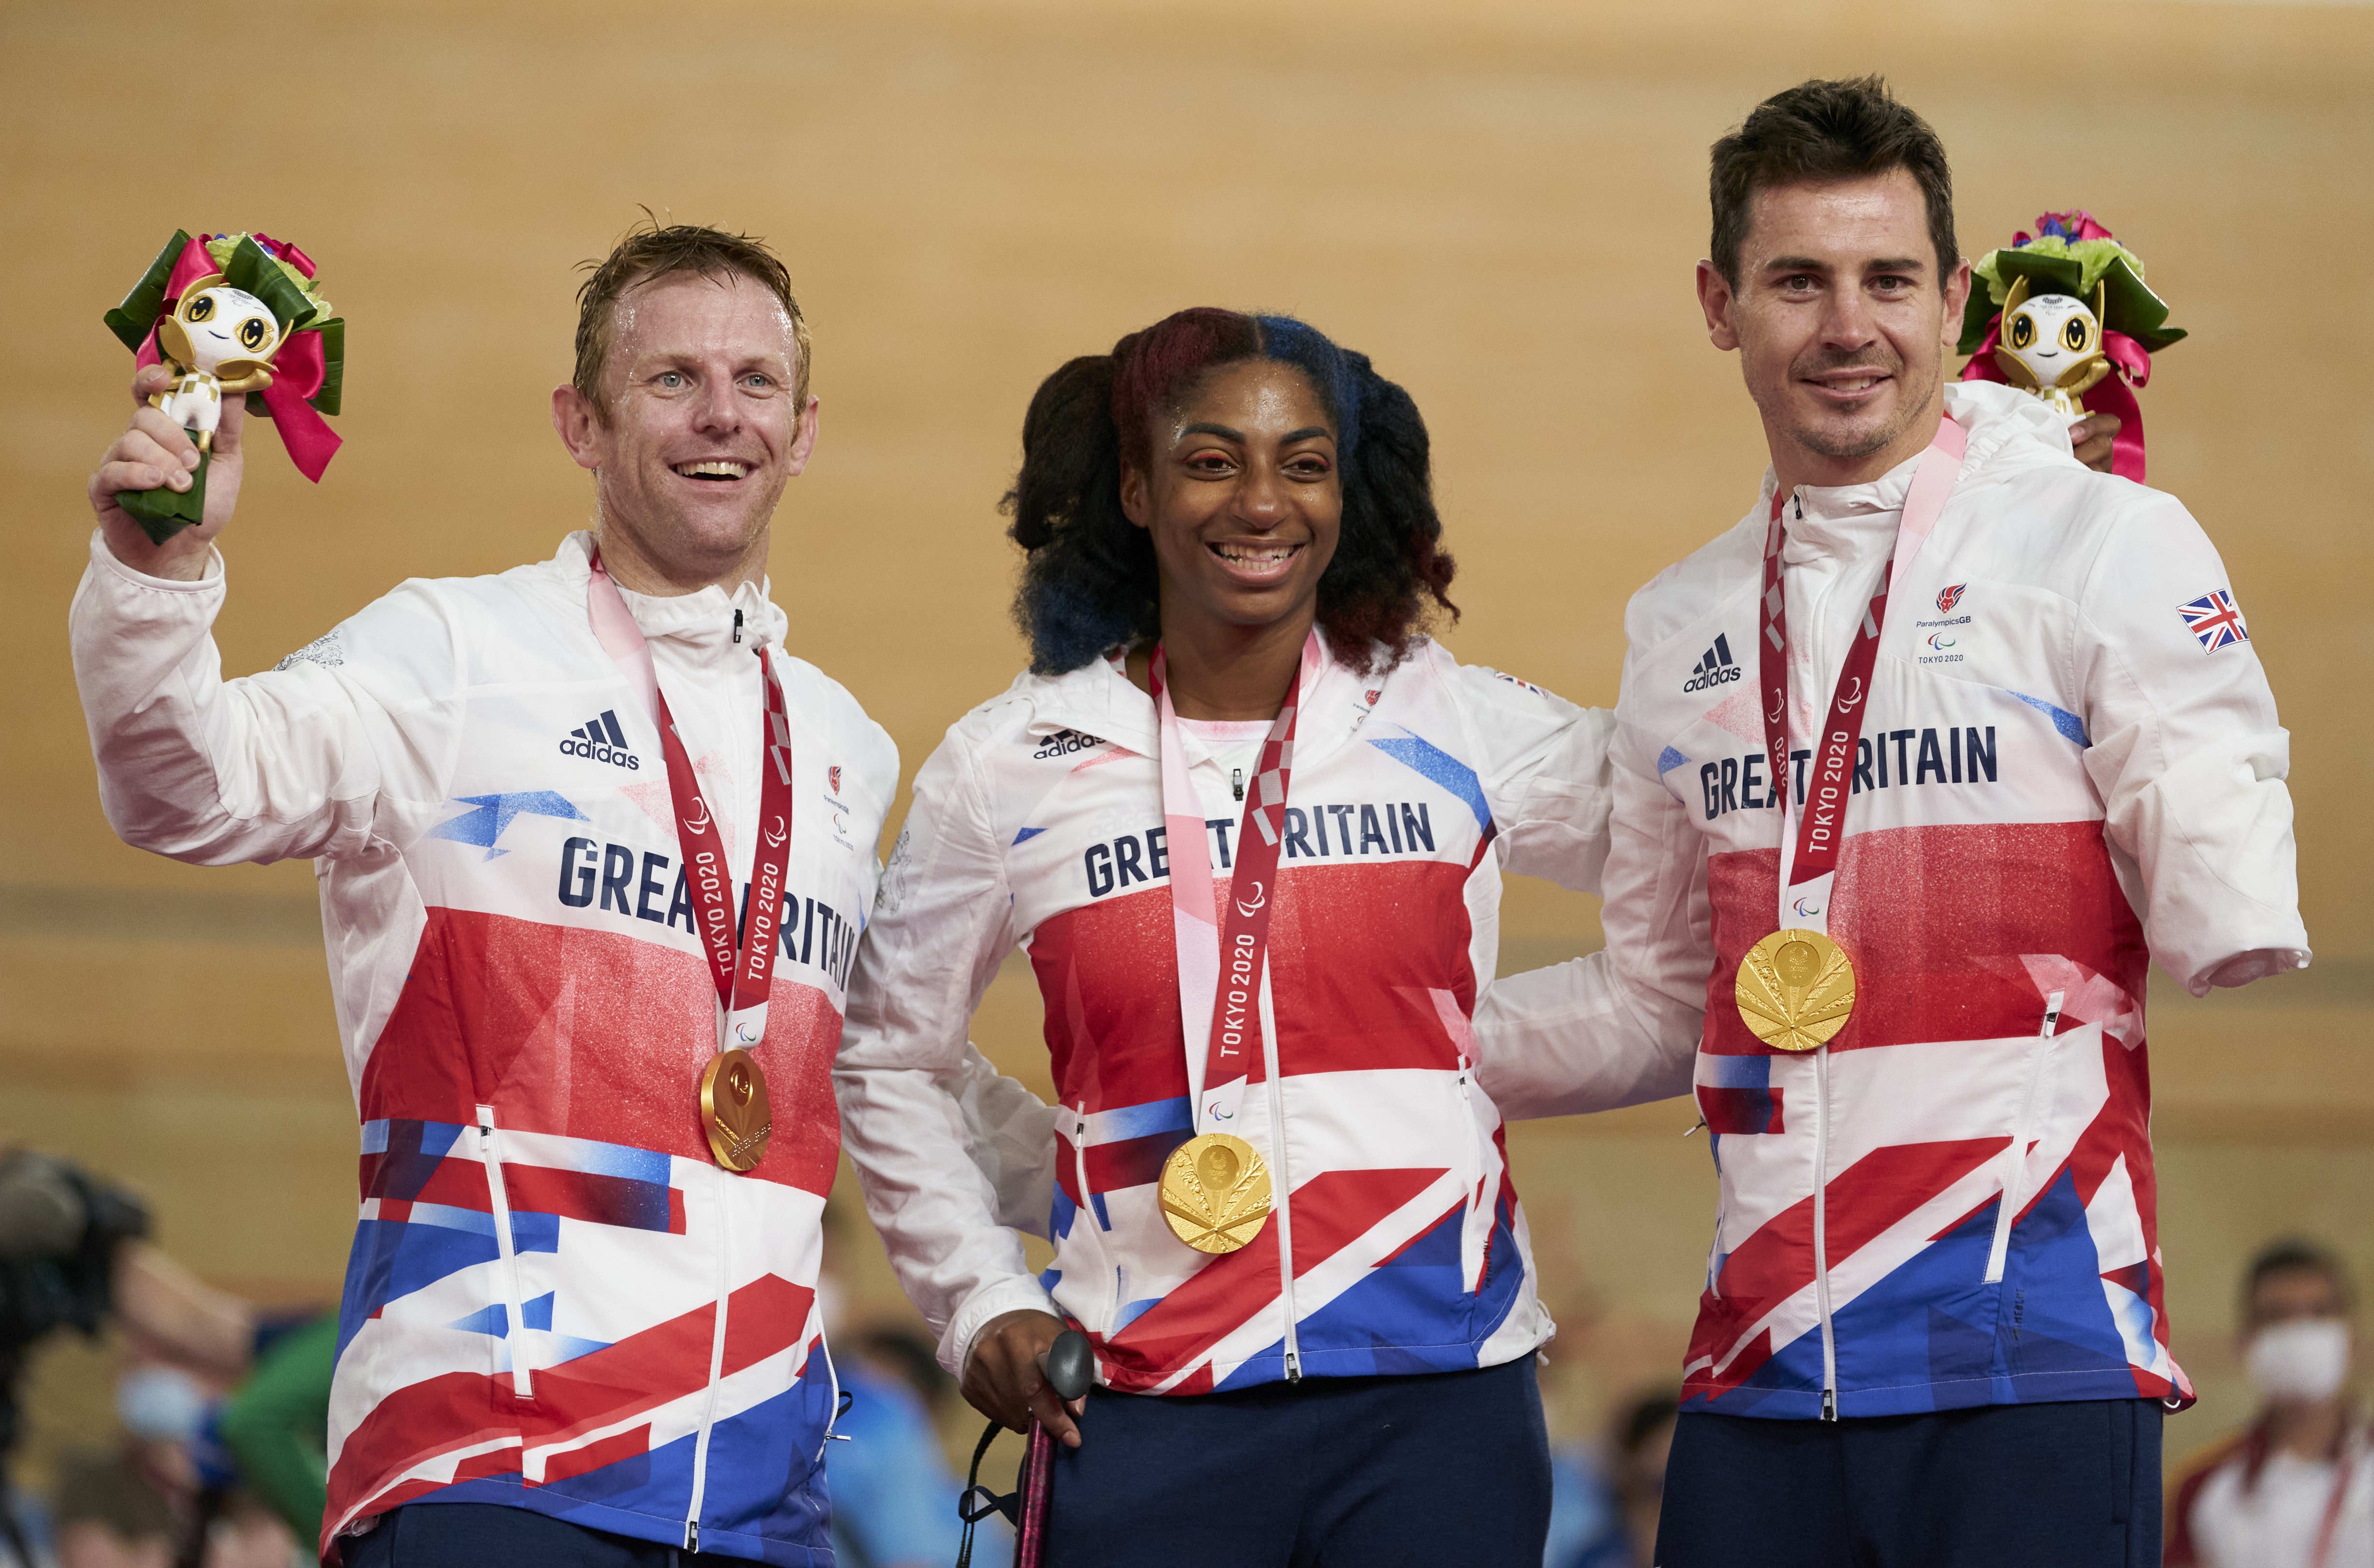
[1734,930,1857,1053]
[699,1047,772,1172]
[1158,1133,1272,1254]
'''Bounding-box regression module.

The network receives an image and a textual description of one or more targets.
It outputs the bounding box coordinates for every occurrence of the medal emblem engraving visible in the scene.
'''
[1734,930,1857,1053]
[700,1047,773,1172]
[1158,1133,1273,1254]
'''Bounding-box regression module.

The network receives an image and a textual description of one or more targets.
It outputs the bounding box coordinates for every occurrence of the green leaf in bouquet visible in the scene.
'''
[116,452,209,545]
[104,230,194,353]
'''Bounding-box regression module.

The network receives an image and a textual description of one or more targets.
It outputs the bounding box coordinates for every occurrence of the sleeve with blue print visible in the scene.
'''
[69,531,464,867]
[1449,654,1617,896]
[1469,621,1708,1121]
[2074,493,2309,994]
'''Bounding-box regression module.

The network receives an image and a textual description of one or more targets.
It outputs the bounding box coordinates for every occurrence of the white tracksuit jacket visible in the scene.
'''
[833,638,1696,1394]
[1480,381,2310,1420]
[67,529,1027,1563]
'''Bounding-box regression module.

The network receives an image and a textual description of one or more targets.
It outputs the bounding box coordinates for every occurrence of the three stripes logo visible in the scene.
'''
[559,710,641,770]
[1682,633,1743,694]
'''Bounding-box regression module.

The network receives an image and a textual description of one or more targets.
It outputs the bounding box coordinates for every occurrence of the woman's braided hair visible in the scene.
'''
[1004,307,1457,675]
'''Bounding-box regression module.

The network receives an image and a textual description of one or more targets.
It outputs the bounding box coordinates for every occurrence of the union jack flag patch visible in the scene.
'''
[2178,589,2249,652]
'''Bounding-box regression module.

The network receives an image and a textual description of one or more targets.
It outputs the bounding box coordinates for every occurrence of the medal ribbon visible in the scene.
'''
[587,554,795,1052]
[1150,631,1321,1136]
[1760,418,1967,937]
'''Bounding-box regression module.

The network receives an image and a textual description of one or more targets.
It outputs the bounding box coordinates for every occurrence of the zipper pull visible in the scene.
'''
[685,1520,700,1552]
[1821,1388,1838,1422]
[732,608,744,644]
[1231,768,1245,802]
[1285,1350,1301,1383]
[1683,1116,1706,1139]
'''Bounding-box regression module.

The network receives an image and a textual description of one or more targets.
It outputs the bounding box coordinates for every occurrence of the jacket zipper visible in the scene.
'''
[1191,742,1299,1381]
[1797,494,1844,1421]
[1261,1005,1301,1382]
[687,704,753,1553]
[1985,991,2065,1285]
[684,1159,732,1551]
[1811,1051,1836,1420]
[475,1105,534,1401]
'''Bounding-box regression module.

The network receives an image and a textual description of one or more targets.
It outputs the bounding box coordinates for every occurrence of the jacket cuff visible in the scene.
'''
[88,527,224,592]
[2189,945,2313,998]
[944,1274,1062,1381]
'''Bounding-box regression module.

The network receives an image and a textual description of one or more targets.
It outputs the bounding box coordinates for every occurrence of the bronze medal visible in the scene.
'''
[1158,1133,1272,1254]
[1734,929,1857,1053]
[699,1047,772,1172]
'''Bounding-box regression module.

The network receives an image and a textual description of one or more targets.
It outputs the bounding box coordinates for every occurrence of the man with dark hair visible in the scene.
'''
[68,221,1031,1567]
[2168,1240,2366,1566]
[1482,76,2306,1565]
[1706,72,2124,470]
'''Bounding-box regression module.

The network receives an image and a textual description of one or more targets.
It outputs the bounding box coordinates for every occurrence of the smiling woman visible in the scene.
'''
[1006,308,1455,686]
[832,308,1684,1566]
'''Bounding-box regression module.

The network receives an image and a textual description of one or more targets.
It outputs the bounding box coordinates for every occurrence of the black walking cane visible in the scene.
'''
[956,1329,1093,1568]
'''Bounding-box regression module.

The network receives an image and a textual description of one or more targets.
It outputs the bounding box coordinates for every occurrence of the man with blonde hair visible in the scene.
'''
[71,221,1030,1567]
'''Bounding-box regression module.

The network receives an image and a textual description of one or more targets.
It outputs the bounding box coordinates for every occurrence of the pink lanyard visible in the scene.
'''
[1758,418,1966,935]
[1149,631,1320,1134]
[587,554,795,1049]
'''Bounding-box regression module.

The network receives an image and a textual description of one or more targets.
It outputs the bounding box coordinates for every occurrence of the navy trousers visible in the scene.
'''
[1655,1397,2163,1568]
[346,1501,753,1567]
[1045,1356,1551,1567]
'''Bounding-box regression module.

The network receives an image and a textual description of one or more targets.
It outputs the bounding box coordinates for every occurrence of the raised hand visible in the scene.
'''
[2070,411,2123,475]
[87,363,247,580]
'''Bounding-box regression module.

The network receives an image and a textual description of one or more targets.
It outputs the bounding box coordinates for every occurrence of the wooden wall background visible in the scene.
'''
[3,0,2368,1492]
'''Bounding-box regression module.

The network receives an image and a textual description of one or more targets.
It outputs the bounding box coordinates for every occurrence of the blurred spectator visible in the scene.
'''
[1,1150,252,1568]
[830,1326,976,1568]
[1542,1437,1625,1568]
[49,1450,175,1568]
[1542,1384,1678,1568]
[1607,1388,1677,1567]
[212,1313,335,1544]
[113,1358,304,1568]
[817,1200,994,1568]
[2168,1239,2368,1567]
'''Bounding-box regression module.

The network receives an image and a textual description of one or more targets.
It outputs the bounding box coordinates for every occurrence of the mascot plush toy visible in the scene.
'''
[103,231,344,543]
[1958,211,2183,482]
[152,284,286,451]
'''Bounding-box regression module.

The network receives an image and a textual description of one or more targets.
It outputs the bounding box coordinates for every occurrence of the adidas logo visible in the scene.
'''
[558,710,641,770]
[1681,634,1743,694]
[1032,728,1104,761]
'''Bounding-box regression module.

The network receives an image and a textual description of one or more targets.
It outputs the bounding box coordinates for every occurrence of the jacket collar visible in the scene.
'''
[1017,634,1395,770]
[552,530,789,673]
[1752,381,2081,565]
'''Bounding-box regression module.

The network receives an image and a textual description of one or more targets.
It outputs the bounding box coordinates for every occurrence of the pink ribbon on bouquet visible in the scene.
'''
[130,232,342,482]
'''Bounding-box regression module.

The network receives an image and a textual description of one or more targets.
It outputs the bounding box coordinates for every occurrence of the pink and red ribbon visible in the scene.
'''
[1961,210,2151,482]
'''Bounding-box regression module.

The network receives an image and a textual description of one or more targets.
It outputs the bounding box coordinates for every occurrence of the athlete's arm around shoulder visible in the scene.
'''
[1468,576,1715,1120]
[1426,641,1615,895]
[2073,478,2309,993]
[835,690,1056,1376]
[72,366,464,867]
